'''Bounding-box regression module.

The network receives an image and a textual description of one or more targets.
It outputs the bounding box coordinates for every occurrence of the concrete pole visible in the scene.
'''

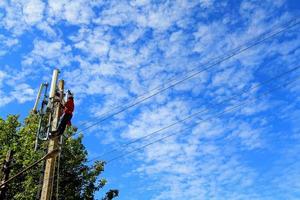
[40,70,63,200]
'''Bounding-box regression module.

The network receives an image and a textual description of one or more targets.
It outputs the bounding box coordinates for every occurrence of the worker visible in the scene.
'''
[50,90,74,138]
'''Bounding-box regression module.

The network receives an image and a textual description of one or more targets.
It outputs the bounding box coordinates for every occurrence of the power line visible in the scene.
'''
[81,18,298,122]
[105,77,299,164]
[7,18,299,195]
[5,74,298,186]
[0,149,59,188]
[86,64,300,163]
[73,18,300,137]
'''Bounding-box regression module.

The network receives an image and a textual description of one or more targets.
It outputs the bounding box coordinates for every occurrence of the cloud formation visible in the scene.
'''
[0,0,300,199]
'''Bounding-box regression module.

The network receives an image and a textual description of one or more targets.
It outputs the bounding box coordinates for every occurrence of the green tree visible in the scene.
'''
[0,114,113,200]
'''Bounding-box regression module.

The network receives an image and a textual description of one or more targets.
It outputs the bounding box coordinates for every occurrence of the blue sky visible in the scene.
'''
[1,0,300,199]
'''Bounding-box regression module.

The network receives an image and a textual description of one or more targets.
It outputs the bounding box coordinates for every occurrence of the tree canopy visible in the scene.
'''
[0,114,113,200]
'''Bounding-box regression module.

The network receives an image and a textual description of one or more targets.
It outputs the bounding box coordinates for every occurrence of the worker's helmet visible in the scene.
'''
[67,90,74,98]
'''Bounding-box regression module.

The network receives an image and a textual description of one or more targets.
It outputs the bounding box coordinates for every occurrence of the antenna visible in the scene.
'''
[34,83,49,151]
[32,83,47,113]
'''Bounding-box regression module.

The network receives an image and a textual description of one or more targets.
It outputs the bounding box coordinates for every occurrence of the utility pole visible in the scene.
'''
[0,150,14,200]
[40,69,64,200]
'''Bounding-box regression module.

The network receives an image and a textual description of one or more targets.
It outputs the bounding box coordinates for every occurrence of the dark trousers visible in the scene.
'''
[58,113,72,136]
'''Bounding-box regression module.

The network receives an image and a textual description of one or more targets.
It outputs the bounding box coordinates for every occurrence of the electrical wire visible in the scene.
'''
[73,18,300,137]
[105,76,299,164]
[4,74,298,187]
[80,18,298,123]
[0,149,59,188]
[4,18,300,193]
[86,64,300,163]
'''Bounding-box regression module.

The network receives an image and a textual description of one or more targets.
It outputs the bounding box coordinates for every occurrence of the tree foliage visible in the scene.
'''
[0,114,109,200]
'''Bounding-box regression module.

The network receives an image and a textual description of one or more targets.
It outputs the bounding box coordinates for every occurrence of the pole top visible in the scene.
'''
[53,69,60,74]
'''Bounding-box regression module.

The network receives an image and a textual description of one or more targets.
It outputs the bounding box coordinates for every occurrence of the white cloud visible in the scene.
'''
[23,0,45,25]
[23,39,72,68]
[0,35,19,57]
[73,32,110,58]
[230,121,263,149]
[3,37,18,47]
[0,94,13,107]
[122,100,189,139]
[0,70,7,88]
[47,0,94,24]
[130,0,150,7]
[0,0,299,199]
[192,119,224,139]
[36,22,57,38]
[34,40,65,58]
[0,69,35,107]
[199,0,214,8]
[10,83,35,103]
[65,1,93,24]
[0,0,44,34]
[133,137,258,200]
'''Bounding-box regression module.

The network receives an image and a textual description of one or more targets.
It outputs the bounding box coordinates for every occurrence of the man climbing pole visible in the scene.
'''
[50,90,74,138]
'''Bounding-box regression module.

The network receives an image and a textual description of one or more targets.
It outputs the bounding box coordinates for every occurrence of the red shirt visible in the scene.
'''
[64,98,74,115]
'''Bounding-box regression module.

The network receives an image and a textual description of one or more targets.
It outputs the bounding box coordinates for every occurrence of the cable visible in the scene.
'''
[81,18,298,122]
[5,71,298,186]
[0,149,59,188]
[105,76,299,163]
[86,64,300,163]
[52,18,300,163]
[73,18,300,137]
